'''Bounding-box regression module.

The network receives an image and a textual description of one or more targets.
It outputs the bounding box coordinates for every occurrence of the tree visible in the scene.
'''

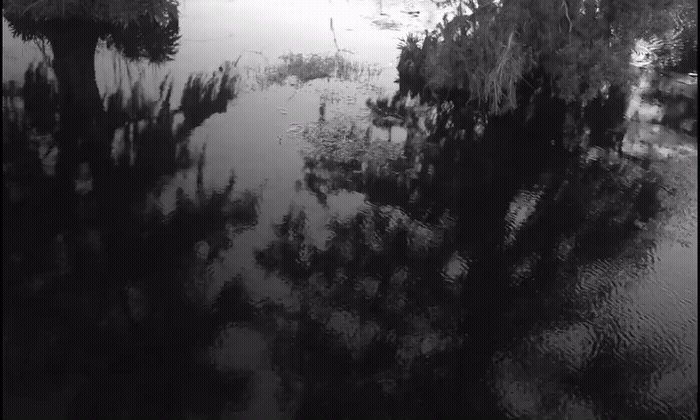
[3,0,180,227]
[419,0,697,113]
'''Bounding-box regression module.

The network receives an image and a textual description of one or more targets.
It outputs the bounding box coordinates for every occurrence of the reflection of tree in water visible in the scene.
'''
[255,203,469,418]
[255,160,664,419]
[106,62,238,190]
[3,60,264,417]
[262,81,665,419]
[178,62,238,133]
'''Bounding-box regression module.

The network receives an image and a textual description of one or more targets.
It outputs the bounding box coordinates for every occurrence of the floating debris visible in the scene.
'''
[287,123,305,134]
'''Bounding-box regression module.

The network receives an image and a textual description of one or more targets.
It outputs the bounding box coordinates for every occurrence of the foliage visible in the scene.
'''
[3,0,178,28]
[103,11,180,63]
[395,33,429,98]
[3,0,180,63]
[415,0,697,113]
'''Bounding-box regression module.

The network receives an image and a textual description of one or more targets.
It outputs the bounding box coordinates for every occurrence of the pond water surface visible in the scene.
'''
[3,1,697,419]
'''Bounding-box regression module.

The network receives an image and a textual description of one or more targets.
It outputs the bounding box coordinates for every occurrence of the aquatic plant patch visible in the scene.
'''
[264,52,382,86]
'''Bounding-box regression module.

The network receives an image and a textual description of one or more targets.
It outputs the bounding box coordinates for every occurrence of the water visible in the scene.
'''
[3,1,697,419]
[492,152,698,418]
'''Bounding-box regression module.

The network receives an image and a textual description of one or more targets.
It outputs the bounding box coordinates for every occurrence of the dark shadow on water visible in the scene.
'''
[3,61,265,418]
[250,151,664,418]
[249,58,671,417]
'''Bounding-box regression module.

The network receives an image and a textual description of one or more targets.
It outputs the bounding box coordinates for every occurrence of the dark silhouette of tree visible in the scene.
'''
[3,0,180,227]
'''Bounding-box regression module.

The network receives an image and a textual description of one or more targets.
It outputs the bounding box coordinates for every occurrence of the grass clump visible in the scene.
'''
[264,52,382,86]
[298,117,405,170]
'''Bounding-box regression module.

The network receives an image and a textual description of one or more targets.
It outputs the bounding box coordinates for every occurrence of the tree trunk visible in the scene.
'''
[44,20,109,230]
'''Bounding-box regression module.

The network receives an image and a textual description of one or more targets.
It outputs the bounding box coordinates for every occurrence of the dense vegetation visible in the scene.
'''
[403,0,696,111]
